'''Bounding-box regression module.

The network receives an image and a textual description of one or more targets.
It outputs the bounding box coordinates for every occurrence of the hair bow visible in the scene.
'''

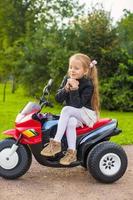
[90,60,97,68]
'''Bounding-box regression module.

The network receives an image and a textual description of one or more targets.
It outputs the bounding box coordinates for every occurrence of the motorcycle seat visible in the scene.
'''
[76,118,112,135]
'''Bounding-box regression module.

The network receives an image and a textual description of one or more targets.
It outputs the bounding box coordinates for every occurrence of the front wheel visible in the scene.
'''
[0,138,32,179]
[87,141,128,183]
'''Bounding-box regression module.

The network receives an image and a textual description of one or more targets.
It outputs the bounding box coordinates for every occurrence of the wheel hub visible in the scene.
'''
[99,153,121,176]
[0,148,19,170]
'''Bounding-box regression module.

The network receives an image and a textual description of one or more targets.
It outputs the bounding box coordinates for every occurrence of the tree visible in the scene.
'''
[0,0,38,92]
[20,0,84,95]
[117,10,133,57]
[67,7,122,78]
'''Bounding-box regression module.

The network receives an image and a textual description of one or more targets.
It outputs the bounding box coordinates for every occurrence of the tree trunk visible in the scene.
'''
[3,81,7,102]
[11,76,16,94]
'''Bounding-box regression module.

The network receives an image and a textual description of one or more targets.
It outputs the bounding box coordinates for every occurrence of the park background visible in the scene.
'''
[0,0,132,144]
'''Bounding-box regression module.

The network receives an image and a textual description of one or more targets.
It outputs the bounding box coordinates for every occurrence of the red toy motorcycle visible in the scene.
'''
[0,79,128,183]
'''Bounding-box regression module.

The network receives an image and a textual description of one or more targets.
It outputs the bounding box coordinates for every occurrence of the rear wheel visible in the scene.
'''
[87,141,128,183]
[0,138,32,179]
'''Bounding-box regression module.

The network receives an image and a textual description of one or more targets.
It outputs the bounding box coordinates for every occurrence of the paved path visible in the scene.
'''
[0,145,133,200]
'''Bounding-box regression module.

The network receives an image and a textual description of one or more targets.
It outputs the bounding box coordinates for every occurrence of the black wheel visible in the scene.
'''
[87,141,128,183]
[0,138,32,179]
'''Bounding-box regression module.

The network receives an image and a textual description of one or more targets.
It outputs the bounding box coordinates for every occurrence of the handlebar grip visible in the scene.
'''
[43,101,53,108]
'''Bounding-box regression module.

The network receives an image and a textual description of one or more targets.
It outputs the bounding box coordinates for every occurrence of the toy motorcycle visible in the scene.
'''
[0,79,128,183]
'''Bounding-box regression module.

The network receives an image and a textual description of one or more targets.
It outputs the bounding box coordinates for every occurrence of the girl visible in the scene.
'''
[41,53,100,165]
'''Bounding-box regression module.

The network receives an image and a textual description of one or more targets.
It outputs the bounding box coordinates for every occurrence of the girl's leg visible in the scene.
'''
[66,117,78,150]
[41,106,84,157]
[59,117,78,165]
[54,106,84,142]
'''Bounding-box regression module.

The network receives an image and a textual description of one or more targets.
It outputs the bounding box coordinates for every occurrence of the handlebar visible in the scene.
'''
[40,99,54,109]
[45,101,53,108]
[39,79,54,109]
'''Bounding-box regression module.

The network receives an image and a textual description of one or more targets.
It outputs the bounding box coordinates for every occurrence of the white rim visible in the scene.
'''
[99,153,121,176]
[0,148,19,170]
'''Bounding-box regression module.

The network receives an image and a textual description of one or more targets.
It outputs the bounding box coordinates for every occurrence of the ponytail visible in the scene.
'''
[90,65,100,119]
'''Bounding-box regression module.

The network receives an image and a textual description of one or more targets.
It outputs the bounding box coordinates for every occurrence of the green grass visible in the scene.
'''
[0,83,132,144]
[101,110,133,145]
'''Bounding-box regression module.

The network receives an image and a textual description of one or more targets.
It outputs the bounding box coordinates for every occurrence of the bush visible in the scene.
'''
[100,62,133,111]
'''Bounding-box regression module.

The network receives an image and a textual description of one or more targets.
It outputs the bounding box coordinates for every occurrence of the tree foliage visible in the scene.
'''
[117,10,133,57]
[0,1,132,111]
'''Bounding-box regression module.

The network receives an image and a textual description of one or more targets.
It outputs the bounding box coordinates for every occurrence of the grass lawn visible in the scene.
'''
[0,83,132,145]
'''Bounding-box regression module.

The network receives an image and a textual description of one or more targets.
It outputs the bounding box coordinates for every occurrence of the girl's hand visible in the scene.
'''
[64,82,71,92]
[68,78,79,90]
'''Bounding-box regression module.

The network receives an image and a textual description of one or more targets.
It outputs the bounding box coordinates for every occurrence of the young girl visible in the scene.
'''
[41,53,100,165]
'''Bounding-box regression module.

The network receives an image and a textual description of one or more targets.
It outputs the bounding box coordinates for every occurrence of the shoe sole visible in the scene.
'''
[40,150,61,157]
[60,159,77,165]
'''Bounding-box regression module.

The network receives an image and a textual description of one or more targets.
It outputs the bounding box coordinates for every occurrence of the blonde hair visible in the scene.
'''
[69,53,100,117]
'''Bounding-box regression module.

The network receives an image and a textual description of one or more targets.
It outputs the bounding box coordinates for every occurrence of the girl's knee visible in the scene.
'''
[67,117,77,128]
[60,106,71,115]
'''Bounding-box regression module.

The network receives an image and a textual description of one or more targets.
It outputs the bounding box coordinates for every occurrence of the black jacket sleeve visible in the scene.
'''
[55,76,69,103]
[69,84,94,108]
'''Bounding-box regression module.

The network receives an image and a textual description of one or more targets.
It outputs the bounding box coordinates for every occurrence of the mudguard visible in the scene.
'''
[3,129,19,140]
[77,119,121,162]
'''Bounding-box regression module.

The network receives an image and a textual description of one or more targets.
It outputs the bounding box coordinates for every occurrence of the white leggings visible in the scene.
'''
[54,106,86,150]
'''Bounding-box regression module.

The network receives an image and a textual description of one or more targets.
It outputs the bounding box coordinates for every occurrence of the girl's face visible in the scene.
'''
[68,58,87,79]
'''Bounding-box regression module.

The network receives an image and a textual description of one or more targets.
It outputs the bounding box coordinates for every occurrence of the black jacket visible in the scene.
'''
[55,76,94,109]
